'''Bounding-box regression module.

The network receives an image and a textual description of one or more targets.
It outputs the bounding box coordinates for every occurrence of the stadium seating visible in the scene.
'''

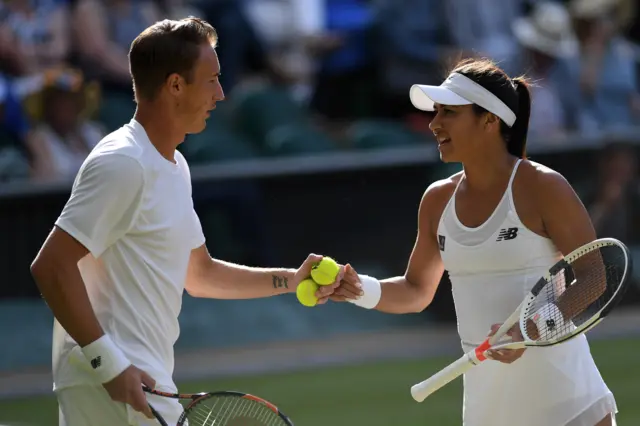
[180,103,260,163]
[347,120,426,150]
[226,85,337,156]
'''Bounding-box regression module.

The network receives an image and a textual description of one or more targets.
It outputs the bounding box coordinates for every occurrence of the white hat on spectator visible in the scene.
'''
[569,0,620,18]
[512,2,579,58]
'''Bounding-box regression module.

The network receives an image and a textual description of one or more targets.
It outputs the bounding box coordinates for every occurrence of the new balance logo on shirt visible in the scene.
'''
[496,227,518,241]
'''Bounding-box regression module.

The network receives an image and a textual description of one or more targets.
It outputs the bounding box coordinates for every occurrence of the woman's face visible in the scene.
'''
[428,104,488,163]
[45,92,81,134]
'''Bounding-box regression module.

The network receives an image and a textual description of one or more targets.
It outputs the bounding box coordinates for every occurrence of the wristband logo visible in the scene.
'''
[90,356,102,369]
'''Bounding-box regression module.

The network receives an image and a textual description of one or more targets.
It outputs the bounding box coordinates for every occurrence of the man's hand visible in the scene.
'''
[485,323,526,364]
[328,264,364,302]
[103,365,156,419]
[294,254,342,304]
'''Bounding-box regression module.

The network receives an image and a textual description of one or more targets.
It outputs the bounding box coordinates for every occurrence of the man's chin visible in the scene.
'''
[186,121,208,135]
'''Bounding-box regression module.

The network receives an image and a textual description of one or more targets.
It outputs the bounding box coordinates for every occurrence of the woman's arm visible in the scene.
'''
[334,179,450,314]
[532,167,602,329]
[535,168,597,257]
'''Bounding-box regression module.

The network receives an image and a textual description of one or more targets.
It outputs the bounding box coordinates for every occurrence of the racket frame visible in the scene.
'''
[143,385,294,426]
[410,237,632,403]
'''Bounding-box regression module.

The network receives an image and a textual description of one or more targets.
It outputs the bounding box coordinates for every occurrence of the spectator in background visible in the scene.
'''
[243,0,329,102]
[0,4,30,76]
[617,0,640,86]
[193,0,284,94]
[582,142,640,243]
[372,0,459,121]
[512,1,583,141]
[71,0,162,132]
[569,0,640,134]
[306,0,375,129]
[154,0,203,19]
[27,82,105,182]
[0,0,71,74]
[445,0,525,75]
[0,74,32,181]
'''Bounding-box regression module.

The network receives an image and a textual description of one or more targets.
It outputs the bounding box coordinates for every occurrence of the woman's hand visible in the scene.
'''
[485,323,526,364]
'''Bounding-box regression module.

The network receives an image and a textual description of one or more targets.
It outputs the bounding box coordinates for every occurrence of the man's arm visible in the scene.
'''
[334,181,448,313]
[31,228,102,346]
[30,153,144,382]
[185,244,326,299]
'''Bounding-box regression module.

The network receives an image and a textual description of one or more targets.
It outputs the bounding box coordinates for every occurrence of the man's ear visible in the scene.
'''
[166,73,183,97]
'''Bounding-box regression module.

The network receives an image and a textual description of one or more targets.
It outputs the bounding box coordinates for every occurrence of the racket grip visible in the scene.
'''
[411,354,475,402]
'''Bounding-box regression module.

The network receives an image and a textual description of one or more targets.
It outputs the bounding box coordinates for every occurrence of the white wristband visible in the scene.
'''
[532,303,565,340]
[81,334,131,384]
[347,274,382,309]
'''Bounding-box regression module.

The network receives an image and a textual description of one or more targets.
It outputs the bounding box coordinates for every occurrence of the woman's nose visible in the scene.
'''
[429,113,441,132]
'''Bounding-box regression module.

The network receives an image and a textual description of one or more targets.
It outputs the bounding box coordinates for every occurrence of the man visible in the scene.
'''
[30,17,349,425]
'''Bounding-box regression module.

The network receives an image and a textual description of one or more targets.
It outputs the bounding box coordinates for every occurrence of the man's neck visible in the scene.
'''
[133,103,185,163]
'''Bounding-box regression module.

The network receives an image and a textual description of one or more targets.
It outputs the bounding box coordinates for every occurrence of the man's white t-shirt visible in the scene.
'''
[52,119,205,395]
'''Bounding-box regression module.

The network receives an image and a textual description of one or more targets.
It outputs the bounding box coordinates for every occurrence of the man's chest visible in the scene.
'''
[129,174,200,251]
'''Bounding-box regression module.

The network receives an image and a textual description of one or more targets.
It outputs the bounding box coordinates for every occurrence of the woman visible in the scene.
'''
[27,85,104,181]
[321,58,617,426]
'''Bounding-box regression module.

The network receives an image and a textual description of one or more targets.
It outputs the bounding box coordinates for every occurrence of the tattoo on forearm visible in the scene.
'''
[272,275,288,289]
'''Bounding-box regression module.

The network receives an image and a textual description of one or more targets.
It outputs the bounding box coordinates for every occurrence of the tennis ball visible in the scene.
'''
[296,278,319,307]
[311,257,340,285]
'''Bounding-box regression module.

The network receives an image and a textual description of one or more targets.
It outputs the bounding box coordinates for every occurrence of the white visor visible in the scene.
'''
[409,72,517,127]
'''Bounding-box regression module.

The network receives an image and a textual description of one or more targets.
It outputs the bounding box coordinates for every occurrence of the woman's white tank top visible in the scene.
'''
[437,159,561,347]
[435,159,616,426]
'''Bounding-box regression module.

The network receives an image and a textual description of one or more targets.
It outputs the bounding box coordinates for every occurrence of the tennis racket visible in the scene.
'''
[410,237,632,403]
[144,385,294,426]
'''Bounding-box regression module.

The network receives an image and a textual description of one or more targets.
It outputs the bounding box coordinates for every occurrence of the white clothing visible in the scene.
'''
[57,384,180,426]
[437,159,616,426]
[52,119,205,422]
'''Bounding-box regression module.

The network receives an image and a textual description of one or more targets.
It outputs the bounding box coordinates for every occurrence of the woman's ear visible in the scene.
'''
[484,113,499,131]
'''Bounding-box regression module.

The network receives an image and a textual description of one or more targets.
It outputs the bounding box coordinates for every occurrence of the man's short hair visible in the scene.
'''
[128,17,218,102]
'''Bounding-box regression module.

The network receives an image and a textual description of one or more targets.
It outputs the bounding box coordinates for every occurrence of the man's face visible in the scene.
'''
[178,43,224,135]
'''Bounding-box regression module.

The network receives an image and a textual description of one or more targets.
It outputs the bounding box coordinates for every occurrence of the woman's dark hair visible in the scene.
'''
[449,58,531,158]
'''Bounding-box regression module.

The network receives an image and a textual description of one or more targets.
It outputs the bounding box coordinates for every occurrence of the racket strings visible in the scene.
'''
[185,395,287,426]
[523,245,626,342]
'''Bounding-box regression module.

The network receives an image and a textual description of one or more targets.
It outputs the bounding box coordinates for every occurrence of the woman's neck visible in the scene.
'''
[461,151,518,191]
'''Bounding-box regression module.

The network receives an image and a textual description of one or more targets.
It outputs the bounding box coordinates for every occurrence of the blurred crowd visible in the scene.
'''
[0,0,639,185]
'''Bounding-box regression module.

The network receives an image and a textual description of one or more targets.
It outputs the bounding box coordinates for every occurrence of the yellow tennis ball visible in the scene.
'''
[311,257,340,285]
[296,278,319,307]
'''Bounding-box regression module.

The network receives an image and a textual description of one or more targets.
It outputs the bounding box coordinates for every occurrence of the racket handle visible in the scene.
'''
[411,354,475,402]
[149,403,168,426]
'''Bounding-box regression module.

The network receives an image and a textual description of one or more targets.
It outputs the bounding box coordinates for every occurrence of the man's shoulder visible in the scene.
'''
[78,126,148,186]
[175,149,192,179]
[92,125,145,162]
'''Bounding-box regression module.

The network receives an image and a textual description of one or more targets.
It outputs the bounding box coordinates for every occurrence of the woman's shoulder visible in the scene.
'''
[425,170,462,196]
[420,170,462,211]
[518,159,563,179]
[516,159,575,199]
